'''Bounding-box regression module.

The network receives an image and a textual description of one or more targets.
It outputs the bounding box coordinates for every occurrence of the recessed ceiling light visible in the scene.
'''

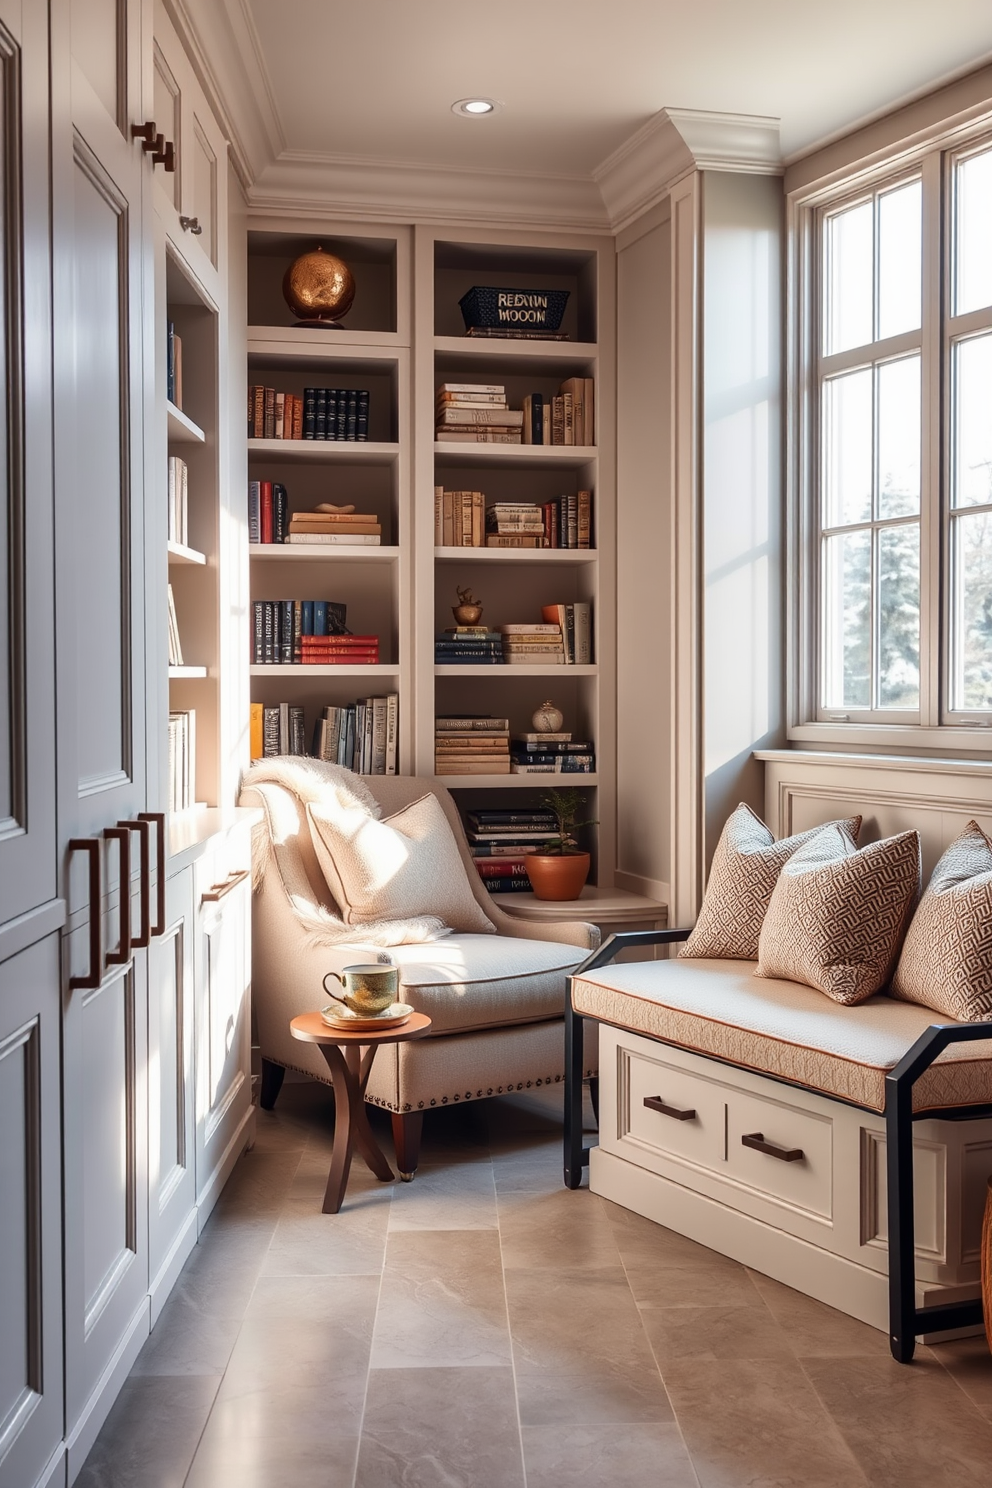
[451,98,501,117]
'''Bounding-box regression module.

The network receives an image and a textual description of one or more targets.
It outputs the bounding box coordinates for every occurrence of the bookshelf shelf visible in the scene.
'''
[167,539,207,566]
[433,443,596,470]
[434,664,598,678]
[439,773,600,790]
[248,328,404,365]
[434,335,597,373]
[434,546,596,565]
[249,543,399,564]
[247,438,399,466]
[169,665,208,679]
[167,402,206,444]
[250,664,401,678]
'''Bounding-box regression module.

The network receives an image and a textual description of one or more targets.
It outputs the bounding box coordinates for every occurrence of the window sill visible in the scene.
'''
[786,722,992,756]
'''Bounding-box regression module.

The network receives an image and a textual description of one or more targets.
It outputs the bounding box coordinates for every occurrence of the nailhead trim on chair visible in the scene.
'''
[266,1062,597,1116]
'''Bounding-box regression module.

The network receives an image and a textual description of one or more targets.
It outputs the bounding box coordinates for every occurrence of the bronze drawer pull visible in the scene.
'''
[201,869,249,903]
[644,1095,696,1122]
[138,812,166,936]
[68,839,102,989]
[103,826,131,965]
[741,1131,804,1162]
[120,818,151,947]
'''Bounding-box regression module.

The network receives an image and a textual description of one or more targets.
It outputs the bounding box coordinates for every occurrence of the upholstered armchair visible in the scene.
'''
[239,761,600,1178]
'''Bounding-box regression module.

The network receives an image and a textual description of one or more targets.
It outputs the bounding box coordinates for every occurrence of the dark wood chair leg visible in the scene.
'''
[259,1058,285,1111]
[391,1111,423,1181]
[588,1076,599,1125]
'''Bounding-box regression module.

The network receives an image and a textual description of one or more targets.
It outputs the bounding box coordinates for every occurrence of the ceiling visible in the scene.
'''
[195,0,992,225]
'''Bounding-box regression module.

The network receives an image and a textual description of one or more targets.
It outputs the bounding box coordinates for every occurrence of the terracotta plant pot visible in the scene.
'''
[525,852,591,901]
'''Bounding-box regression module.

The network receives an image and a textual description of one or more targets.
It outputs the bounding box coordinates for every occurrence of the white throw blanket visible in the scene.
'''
[240,757,450,947]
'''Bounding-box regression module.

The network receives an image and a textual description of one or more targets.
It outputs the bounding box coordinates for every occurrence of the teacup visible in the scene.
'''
[323,963,398,1016]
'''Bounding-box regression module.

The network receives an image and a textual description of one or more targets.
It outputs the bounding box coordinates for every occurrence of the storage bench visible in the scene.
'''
[564,930,992,1362]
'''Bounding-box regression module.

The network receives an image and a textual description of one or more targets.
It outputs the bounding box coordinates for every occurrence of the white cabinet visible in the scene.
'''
[192,823,254,1224]
[147,865,197,1319]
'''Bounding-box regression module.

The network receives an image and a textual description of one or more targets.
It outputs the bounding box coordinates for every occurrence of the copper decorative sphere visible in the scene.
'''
[282,247,356,328]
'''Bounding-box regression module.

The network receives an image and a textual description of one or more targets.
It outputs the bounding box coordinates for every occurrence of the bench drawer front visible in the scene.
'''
[725,1089,833,1220]
[620,1043,725,1171]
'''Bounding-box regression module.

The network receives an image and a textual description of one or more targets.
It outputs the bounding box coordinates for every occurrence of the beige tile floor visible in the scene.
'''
[78,1081,992,1488]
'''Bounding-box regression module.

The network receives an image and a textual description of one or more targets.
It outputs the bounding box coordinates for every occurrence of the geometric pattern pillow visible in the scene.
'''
[756,823,921,1004]
[890,820,992,1021]
[679,803,862,961]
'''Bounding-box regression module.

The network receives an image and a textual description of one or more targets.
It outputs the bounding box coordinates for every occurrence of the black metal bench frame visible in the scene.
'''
[563,927,992,1364]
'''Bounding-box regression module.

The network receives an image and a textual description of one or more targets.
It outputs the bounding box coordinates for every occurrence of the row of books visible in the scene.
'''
[248,485,383,546]
[167,457,189,546]
[166,322,183,409]
[248,386,370,441]
[434,606,592,666]
[434,716,594,776]
[249,695,398,774]
[432,490,593,549]
[251,599,382,666]
[465,807,561,894]
[168,710,195,812]
[463,326,568,342]
[522,380,594,446]
[167,584,184,666]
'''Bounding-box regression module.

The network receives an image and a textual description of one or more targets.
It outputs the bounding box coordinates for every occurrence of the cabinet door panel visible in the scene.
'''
[70,0,125,129]
[148,867,196,1301]
[151,39,181,212]
[63,924,148,1447]
[0,937,63,1488]
[0,0,57,925]
[195,858,252,1215]
[189,112,217,268]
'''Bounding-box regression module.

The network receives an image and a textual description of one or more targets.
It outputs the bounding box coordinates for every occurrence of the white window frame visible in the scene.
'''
[788,108,992,752]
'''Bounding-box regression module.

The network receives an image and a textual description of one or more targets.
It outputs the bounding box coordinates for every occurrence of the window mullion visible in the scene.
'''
[920,149,942,726]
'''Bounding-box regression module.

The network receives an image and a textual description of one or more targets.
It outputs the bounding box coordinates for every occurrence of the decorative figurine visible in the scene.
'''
[282,246,356,329]
[452,585,484,626]
[532,700,564,733]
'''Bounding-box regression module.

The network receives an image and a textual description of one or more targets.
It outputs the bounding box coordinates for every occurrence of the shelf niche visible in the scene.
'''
[248,230,398,334]
[434,239,598,344]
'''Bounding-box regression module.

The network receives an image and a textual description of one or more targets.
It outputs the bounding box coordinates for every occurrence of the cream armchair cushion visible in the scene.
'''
[306,790,495,935]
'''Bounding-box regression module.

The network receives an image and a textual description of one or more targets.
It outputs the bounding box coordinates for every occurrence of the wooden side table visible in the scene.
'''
[290,1010,432,1213]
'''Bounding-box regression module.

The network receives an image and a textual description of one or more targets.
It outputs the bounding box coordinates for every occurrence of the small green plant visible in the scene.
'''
[539,788,598,855]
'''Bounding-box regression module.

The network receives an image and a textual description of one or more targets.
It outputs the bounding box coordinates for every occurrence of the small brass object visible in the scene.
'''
[283,246,356,329]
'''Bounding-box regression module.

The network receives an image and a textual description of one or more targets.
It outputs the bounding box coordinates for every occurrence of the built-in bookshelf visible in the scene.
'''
[243,220,616,885]
[164,248,221,814]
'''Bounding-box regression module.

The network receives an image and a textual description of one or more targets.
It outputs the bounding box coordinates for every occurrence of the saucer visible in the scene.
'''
[320,1002,414,1031]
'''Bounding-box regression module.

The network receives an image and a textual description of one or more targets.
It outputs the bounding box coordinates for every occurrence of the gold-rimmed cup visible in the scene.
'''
[322,963,398,1016]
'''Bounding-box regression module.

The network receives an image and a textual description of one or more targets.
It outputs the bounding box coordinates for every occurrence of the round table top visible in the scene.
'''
[290,1010,432,1046]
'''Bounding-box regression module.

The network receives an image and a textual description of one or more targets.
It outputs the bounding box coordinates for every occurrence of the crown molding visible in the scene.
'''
[595,109,782,232]
[247,154,610,233]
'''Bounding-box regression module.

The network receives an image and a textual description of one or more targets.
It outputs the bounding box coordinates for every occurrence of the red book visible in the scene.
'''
[260,480,274,543]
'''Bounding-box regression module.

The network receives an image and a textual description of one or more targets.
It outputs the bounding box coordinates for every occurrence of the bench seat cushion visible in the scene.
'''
[570,956,992,1113]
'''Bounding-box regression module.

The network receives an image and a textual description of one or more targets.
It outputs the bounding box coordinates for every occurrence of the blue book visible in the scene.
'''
[314,599,328,636]
[301,600,314,635]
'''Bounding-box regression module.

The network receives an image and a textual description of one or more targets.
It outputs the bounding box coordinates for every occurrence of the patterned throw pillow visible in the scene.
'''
[756,823,921,1004]
[679,804,862,961]
[890,821,992,1021]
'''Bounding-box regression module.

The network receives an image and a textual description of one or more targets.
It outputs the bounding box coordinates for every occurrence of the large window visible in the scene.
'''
[803,134,992,732]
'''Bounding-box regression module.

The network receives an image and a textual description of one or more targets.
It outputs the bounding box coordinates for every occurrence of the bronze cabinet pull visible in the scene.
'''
[741,1131,805,1163]
[179,215,203,236]
[131,120,158,149]
[103,826,131,966]
[643,1095,697,1122]
[120,818,151,947]
[138,812,166,936]
[201,869,249,904]
[152,138,176,172]
[68,839,102,989]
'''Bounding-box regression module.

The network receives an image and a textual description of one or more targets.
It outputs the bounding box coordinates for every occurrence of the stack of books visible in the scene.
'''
[521,379,595,446]
[248,387,304,440]
[465,809,560,894]
[498,623,565,665]
[435,383,523,445]
[541,602,593,664]
[465,326,568,342]
[167,584,184,666]
[167,322,183,408]
[168,457,188,545]
[249,695,398,773]
[434,716,510,775]
[433,488,485,547]
[435,626,504,664]
[299,634,379,666]
[510,731,595,775]
[485,503,544,548]
[541,491,592,549]
[252,598,351,664]
[168,710,195,810]
[287,504,382,546]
